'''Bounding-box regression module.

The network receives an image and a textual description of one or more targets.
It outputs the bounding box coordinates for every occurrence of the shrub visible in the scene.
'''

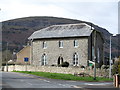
[80,65,85,68]
[101,65,109,69]
[51,64,56,66]
[61,61,69,67]
[112,58,120,75]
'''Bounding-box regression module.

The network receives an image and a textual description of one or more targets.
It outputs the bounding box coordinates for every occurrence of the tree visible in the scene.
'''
[2,50,12,65]
[112,57,120,75]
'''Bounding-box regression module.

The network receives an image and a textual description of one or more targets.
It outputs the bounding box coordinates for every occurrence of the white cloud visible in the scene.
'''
[0,0,118,34]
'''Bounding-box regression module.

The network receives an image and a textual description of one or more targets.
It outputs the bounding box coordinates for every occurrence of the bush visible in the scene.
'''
[51,64,56,66]
[61,61,69,67]
[80,65,85,68]
[101,65,109,69]
[112,58,120,75]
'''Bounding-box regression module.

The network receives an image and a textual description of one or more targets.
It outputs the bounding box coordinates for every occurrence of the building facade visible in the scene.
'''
[29,23,104,67]
[16,46,31,64]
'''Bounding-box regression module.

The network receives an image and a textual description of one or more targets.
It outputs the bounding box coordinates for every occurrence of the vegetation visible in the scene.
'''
[112,57,120,75]
[61,61,69,67]
[13,71,113,82]
[2,50,12,66]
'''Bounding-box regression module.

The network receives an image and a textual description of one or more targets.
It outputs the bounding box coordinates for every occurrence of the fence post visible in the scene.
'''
[113,75,116,87]
[114,74,119,88]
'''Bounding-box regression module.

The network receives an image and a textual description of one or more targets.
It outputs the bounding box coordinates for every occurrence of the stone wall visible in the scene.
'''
[32,37,88,66]
[3,65,109,77]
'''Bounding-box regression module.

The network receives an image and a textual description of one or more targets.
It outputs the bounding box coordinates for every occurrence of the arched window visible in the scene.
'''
[58,56,63,65]
[73,53,79,66]
[41,54,47,65]
[97,48,100,63]
[92,46,95,61]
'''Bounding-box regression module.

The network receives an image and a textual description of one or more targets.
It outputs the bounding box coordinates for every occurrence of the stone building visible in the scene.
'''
[28,23,104,67]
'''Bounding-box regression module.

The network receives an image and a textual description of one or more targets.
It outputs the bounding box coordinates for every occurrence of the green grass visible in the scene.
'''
[13,71,113,82]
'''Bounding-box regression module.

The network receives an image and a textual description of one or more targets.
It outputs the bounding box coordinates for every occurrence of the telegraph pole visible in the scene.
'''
[109,36,112,78]
[6,43,8,72]
[90,23,96,80]
[93,30,96,80]
[109,34,116,78]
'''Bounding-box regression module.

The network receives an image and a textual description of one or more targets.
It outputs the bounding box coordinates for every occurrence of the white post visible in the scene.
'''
[93,30,96,80]
[25,62,27,71]
[30,39,33,65]
[109,36,112,78]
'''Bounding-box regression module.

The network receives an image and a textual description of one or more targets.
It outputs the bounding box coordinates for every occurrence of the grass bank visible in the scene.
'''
[13,71,113,82]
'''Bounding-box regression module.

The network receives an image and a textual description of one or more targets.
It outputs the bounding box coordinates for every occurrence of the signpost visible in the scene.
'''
[88,60,95,66]
[24,57,29,71]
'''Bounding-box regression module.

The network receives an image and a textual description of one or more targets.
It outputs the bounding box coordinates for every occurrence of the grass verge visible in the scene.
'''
[13,71,113,82]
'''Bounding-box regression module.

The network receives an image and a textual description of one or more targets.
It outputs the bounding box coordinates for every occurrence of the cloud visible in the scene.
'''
[0,0,118,34]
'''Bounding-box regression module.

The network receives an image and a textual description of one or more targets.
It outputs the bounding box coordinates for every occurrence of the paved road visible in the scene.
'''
[1,72,115,89]
[0,71,2,90]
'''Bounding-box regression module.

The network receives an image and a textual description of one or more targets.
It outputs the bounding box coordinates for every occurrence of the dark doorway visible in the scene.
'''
[58,56,63,65]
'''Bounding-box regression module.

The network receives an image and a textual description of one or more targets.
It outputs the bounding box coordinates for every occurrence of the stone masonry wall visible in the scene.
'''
[3,65,109,77]
[32,37,88,66]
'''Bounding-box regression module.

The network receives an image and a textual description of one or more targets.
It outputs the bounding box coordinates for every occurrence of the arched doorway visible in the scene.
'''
[58,56,63,65]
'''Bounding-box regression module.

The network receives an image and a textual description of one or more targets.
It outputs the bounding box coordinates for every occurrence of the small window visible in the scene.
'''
[74,40,78,47]
[73,53,79,66]
[43,41,47,49]
[59,41,63,48]
[41,54,47,65]
[92,46,95,61]
[97,48,100,63]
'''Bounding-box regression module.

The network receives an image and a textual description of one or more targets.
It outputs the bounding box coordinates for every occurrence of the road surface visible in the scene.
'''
[0,71,2,90]
[1,72,115,89]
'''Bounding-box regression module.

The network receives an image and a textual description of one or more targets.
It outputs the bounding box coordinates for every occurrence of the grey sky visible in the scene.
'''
[0,0,119,34]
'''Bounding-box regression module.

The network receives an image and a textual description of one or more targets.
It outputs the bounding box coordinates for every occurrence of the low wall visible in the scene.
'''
[3,65,109,77]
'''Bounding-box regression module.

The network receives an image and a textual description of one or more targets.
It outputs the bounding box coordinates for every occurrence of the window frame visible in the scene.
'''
[97,48,100,63]
[41,54,47,66]
[59,41,63,48]
[74,40,78,48]
[73,53,79,66]
[42,41,47,49]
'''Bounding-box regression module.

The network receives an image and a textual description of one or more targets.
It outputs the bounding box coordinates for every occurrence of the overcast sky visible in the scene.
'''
[0,0,119,34]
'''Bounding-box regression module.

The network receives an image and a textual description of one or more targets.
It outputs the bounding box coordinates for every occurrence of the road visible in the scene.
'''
[1,71,115,89]
[0,71,2,90]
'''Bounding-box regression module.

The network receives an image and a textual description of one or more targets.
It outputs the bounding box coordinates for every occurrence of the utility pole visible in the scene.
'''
[30,39,33,65]
[90,23,96,80]
[93,30,96,80]
[6,43,8,72]
[13,49,16,71]
[109,36,112,78]
[109,34,116,78]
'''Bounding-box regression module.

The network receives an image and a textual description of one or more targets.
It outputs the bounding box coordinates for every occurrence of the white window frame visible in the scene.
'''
[41,54,47,65]
[74,40,78,48]
[73,53,79,66]
[43,41,47,49]
[59,41,63,48]
[92,46,94,61]
[97,48,100,63]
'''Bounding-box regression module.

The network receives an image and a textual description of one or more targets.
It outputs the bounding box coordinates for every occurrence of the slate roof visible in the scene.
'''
[28,23,94,40]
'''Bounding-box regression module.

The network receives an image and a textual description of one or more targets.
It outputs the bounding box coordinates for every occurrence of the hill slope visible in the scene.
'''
[2,16,119,58]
